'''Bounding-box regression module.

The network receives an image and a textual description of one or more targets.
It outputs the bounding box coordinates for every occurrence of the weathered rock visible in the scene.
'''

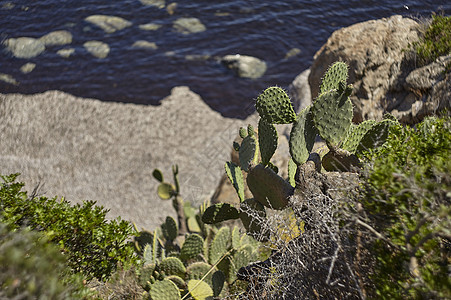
[222,54,267,79]
[132,40,158,50]
[285,48,301,59]
[39,30,72,46]
[309,15,421,123]
[173,17,206,34]
[57,48,75,58]
[20,63,36,74]
[0,87,252,230]
[140,0,165,8]
[85,15,132,33]
[4,37,45,58]
[166,2,177,15]
[289,68,311,113]
[84,41,110,58]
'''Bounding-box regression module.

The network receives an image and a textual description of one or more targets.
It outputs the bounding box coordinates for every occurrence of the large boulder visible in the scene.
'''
[221,55,267,79]
[0,87,251,230]
[309,15,423,123]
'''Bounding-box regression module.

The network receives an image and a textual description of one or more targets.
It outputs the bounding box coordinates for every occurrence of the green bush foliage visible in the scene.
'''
[360,116,451,298]
[0,174,137,281]
[412,14,451,66]
[0,222,90,299]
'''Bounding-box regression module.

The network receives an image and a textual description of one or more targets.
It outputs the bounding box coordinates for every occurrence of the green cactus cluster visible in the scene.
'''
[135,166,268,299]
[200,61,398,244]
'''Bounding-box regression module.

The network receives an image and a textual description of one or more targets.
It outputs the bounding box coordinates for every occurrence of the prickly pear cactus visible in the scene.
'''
[239,134,258,172]
[239,198,268,241]
[188,280,214,300]
[246,164,294,210]
[180,234,204,261]
[258,118,278,166]
[225,162,245,202]
[289,106,317,165]
[201,203,240,224]
[162,216,178,241]
[319,61,349,94]
[312,83,353,149]
[149,279,181,300]
[159,257,186,278]
[256,87,297,124]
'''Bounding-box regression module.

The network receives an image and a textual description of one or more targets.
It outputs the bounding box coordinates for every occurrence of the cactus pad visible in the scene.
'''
[162,216,178,241]
[356,119,395,154]
[239,127,247,139]
[258,118,278,166]
[229,248,252,283]
[209,227,231,265]
[256,87,297,124]
[187,262,215,285]
[166,275,186,290]
[201,203,240,224]
[341,120,376,154]
[159,257,186,278]
[188,280,214,300]
[246,164,294,210]
[180,234,204,261]
[152,169,164,182]
[157,182,175,200]
[288,158,297,187]
[225,162,245,202]
[231,226,241,250]
[289,106,318,165]
[212,270,226,297]
[149,279,181,300]
[239,135,258,172]
[320,61,349,94]
[312,87,353,149]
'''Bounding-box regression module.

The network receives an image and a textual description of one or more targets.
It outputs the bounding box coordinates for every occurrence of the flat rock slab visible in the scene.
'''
[0,87,253,230]
[173,17,206,34]
[39,30,72,46]
[4,37,46,58]
[84,41,110,58]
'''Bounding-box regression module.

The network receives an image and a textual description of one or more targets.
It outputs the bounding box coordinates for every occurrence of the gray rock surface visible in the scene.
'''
[289,68,311,113]
[39,30,72,46]
[85,15,132,33]
[0,87,252,230]
[173,17,206,35]
[84,41,110,58]
[4,37,46,59]
[309,15,421,123]
[222,54,267,79]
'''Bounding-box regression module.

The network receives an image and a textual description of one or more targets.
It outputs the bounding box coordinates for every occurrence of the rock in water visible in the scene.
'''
[132,40,158,50]
[222,54,267,79]
[39,30,72,46]
[140,0,165,8]
[20,63,36,74]
[4,37,45,58]
[173,17,206,34]
[85,15,132,33]
[84,41,110,58]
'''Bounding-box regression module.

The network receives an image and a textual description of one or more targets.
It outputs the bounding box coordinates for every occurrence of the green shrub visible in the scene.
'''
[360,116,450,298]
[0,222,90,299]
[412,14,451,66]
[0,174,138,281]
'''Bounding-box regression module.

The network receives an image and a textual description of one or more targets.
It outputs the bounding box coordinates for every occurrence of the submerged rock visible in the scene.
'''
[4,37,45,58]
[222,54,267,79]
[139,23,162,31]
[57,48,75,58]
[140,0,165,8]
[85,15,132,33]
[39,30,72,46]
[0,73,18,85]
[20,63,36,74]
[84,41,110,58]
[132,40,158,50]
[173,17,206,34]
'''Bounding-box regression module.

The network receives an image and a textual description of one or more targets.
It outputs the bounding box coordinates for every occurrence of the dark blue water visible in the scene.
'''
[0,0,449,118]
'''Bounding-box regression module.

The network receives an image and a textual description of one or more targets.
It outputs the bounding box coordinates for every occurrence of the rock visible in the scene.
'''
[0,73,18,85]
[132,40,158,50]
[4,37,45,58]
[85,15,132,33]
[309,15,421,123]
[0,87,252,230]
[173,17,206,34]
[57,48,75,58]
[20,63,36,74]
[84,41,110,58]
[39,30,72,46]
[166,2,177,15]
[140,0,165,8]
[139,23,162,31]
[289,68,311,113]
[222,54,267,79]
